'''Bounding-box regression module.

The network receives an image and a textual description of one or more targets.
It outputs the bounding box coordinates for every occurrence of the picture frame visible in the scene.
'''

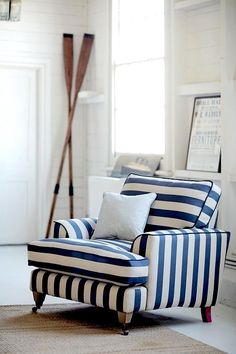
[9,0,21,21]
[0,0,10,21]
[186,96,221,172]
[0,0,21,21]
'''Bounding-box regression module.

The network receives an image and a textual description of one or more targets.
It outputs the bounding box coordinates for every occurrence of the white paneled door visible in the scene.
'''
[0,67,38,244]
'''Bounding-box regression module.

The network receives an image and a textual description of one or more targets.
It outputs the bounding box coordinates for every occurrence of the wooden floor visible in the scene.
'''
[1,245,236,353]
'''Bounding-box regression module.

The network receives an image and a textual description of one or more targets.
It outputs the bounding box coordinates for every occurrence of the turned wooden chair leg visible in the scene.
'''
[201,306,212,323]
[117,311,133,335]
[32,291,46,313]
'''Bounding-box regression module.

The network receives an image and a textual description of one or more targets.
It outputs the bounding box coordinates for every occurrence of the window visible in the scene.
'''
[112,0,165,155]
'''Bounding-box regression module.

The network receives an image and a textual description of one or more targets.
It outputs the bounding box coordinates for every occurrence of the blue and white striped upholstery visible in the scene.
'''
[196,183,221,228]
[132,228,230,310]
[53,218,97,239]
[27,174,230,327]
[28,238,148,286]
[121,174,221,231]
[30,269,147,313]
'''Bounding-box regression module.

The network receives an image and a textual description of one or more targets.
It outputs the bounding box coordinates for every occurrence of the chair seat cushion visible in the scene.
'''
[28,238,148,287]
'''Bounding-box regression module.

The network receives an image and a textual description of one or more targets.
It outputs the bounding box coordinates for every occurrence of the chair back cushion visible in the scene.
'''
[121,174,221,231]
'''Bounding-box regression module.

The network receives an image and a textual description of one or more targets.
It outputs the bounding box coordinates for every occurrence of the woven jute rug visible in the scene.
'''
[0,304,224,354]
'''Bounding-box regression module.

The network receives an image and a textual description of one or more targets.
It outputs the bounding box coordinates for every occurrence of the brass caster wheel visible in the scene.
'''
[32,306,38,313]
[32,291,45,312]
[121,324,129,336]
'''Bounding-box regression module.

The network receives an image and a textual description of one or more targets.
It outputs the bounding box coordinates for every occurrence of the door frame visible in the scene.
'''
[0,54,51,240]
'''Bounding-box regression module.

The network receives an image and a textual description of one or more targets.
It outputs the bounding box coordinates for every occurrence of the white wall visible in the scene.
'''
[0,0,110,235]
[0,0,89,234]
[1,0,235,245]
[1,0,235,303]
[86,0,111,179]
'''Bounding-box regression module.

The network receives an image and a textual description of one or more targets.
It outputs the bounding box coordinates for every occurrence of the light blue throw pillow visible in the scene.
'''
[92,192,156,241]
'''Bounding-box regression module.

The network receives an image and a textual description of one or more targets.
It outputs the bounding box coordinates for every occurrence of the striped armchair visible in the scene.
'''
[27,174,230,335]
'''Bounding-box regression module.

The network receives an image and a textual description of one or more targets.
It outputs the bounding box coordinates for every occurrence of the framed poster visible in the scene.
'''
[186,96,221,172]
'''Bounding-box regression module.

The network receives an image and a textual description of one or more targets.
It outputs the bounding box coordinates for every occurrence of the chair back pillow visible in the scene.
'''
[121,174,221,231]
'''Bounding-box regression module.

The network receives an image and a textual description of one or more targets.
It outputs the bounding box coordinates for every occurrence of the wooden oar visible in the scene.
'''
[46,33,95,237]
[63,33,74,218]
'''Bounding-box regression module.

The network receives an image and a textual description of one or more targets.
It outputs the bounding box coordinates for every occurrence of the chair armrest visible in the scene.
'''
[131,228,230,310]
[53,218,97,239]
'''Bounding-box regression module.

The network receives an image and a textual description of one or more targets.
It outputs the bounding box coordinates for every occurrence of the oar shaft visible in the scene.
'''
[63,33,74,218]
